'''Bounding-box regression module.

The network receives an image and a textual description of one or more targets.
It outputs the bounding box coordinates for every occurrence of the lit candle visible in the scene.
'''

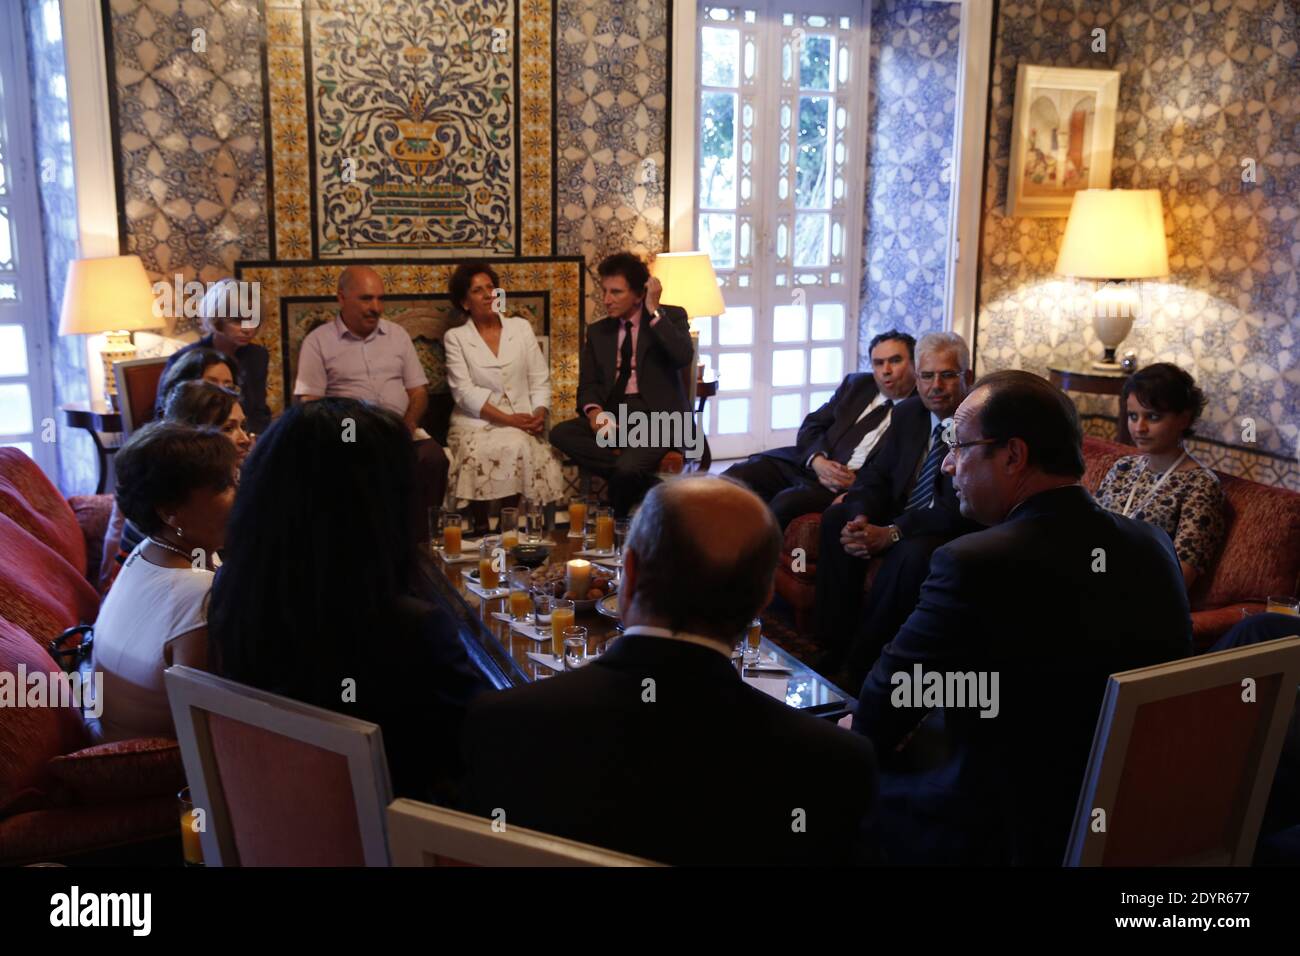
[567,559,591,597]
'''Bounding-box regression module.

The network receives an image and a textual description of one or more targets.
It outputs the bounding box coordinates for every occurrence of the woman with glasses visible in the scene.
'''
[1095,363,1226,590]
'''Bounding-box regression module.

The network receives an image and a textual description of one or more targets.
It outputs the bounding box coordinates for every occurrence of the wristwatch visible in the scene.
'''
[888,525,902,544]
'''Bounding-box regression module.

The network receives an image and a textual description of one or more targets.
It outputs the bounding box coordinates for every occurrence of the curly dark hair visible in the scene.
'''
[113,422,239,536]
[1121,363,1207,438]
[447,261,501,315]
[164,380,240,428]
[597,252,650,295]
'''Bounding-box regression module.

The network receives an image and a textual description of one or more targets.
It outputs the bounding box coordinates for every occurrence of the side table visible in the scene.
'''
[1047,366,1132,445]
[61,401,124,494]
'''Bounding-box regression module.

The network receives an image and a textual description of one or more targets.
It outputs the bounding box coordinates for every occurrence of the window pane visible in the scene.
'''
[794,214,827,267]
[811,303,844,340]
[796,96,830,208]
[695,316,712,348]
[717,352,751,391]
[0,383,33,434]
[699,213,735,269]
[0,282,15,301]
[701,28,739,87]
[718,306,752,345]
[717,397,749,434]
[799,35,832,91]
[0,136,7,195]
[770,393,802,430]
[0,325,28,375]
[0,208,13,270]
[772,349,805,387]
[772,304,806,342]
[810,346,843,384]
[699,93,736,208]
[808,389,835,410]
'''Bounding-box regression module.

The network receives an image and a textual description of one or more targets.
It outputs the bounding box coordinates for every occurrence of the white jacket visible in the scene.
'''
[443,315,550,428]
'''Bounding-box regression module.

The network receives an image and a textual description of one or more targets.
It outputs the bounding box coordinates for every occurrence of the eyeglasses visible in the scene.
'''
[943,437,1002,455]
[918,371,964,383]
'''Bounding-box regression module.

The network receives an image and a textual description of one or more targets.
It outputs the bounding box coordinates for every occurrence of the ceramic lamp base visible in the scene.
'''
[100,331,136,401]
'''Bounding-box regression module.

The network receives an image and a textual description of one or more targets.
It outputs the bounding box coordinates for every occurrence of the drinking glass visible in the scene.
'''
[568,497,588,538]
[442,512,463,556]
[743,618,762,665]
[429,508,445,552]
[532,588,554,633]
[563,627,589,670]
[509,568,533,622]
[614,520,631,558]
[1266,595,1300,617]
[550,599,576,658]
[525,499,546,542]
[179,787,204,867]
[500,507,519,551]
[594,507,615,553]
[478,536,502,590]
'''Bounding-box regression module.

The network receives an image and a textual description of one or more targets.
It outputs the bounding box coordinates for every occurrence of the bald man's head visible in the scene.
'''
[337,266,385,338]
[623,476,781,643]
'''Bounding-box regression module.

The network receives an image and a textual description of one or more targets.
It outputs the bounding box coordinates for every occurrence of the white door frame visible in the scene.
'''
[670,0,993,357]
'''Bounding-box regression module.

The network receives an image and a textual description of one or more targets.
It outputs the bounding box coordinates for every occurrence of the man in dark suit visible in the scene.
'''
[462,476,879,865]
[723,330,917,527]
[549,252,696,517]
[815,332,981,686]
[853,370,1192,865]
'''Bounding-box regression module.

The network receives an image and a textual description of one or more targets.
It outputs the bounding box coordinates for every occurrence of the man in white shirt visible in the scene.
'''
[294,265,448,538]
[723,330,917,528]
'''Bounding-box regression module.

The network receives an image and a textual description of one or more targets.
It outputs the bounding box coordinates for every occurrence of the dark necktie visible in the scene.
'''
[610,319,634,404]
[830,399,893,464]
[905,422,947,511]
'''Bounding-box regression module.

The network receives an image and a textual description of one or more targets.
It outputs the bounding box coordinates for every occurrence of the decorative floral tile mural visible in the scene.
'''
[978,0,1299,485]
[859,0,962,355]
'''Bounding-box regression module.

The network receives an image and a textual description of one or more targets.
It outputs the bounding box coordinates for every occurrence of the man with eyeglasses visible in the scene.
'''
[813,332,982,689]
[852,370,1190,865]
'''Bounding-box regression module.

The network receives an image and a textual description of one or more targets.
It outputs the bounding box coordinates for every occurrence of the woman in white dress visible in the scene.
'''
[443,262,566,526]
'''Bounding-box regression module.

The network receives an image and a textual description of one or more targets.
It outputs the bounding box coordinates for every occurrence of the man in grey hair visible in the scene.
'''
[462,475,879,865]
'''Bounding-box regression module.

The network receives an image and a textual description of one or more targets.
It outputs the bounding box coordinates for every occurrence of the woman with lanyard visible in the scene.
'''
[1096,363,1227,590]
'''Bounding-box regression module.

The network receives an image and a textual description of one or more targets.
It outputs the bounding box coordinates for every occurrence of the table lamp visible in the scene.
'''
[649,251,725,383]
[1055,189,1169,370]
[58,255,159,408]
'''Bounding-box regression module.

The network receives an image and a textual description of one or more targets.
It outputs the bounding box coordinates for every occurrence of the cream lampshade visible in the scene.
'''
[650,252,726,389]
[1055,189,1169,370]
[58,255,159,406]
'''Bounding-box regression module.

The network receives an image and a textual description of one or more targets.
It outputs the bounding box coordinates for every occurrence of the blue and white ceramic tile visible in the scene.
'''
[978,0,1299,486]
[859,0,962,357]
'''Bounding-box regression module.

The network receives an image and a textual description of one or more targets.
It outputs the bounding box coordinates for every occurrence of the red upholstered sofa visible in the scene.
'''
[775,436,1300,652]
[0,448,185,864]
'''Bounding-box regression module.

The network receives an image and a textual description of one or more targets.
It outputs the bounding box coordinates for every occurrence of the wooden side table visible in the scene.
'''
[1047,366,1132,445]
[61,401,124,493]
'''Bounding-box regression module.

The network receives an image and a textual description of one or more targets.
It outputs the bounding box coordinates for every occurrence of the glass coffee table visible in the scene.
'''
[429,530,852,721]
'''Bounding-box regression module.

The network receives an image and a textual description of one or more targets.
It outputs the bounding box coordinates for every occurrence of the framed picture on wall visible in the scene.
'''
[1006,65,1120,217]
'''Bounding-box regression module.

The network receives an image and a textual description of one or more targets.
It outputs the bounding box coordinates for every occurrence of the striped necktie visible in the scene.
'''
[905,422,948,511]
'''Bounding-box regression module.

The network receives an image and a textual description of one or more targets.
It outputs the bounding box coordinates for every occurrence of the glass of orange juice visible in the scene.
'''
[478,536,502,590]
[743,618,762,665]
[1266,595,1299,617]
[509,568,533,622]
[179,787,204,867]
[568,497,588,538]
[443,512,463,556]
[500,507,519,550]
[594,507,615,553]
[550,598,576,658]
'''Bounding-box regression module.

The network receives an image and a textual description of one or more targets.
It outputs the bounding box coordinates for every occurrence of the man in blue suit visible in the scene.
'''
[852,370,1192,865]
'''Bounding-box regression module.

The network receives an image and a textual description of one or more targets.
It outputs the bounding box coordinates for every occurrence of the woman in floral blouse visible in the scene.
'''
[1096,363,1227,590]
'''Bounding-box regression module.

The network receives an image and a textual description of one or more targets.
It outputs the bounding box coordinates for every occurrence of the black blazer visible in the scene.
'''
[853,485,1192,865]
[575,304,695,416]
[463,634,879,865]
[760,373,905,470]
[841,395,977,540]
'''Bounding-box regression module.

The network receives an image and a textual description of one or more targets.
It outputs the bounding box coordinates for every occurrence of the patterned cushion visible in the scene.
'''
[48,737,185,802]
[0,448,87,576]
[1198,475,1300,610]
[67,494,114,590]
[0,513,101,650]
[0,619,89,817]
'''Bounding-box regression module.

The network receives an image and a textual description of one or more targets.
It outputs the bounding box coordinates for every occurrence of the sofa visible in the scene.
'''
[0,448,185,865]
[775,436,1300,652]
